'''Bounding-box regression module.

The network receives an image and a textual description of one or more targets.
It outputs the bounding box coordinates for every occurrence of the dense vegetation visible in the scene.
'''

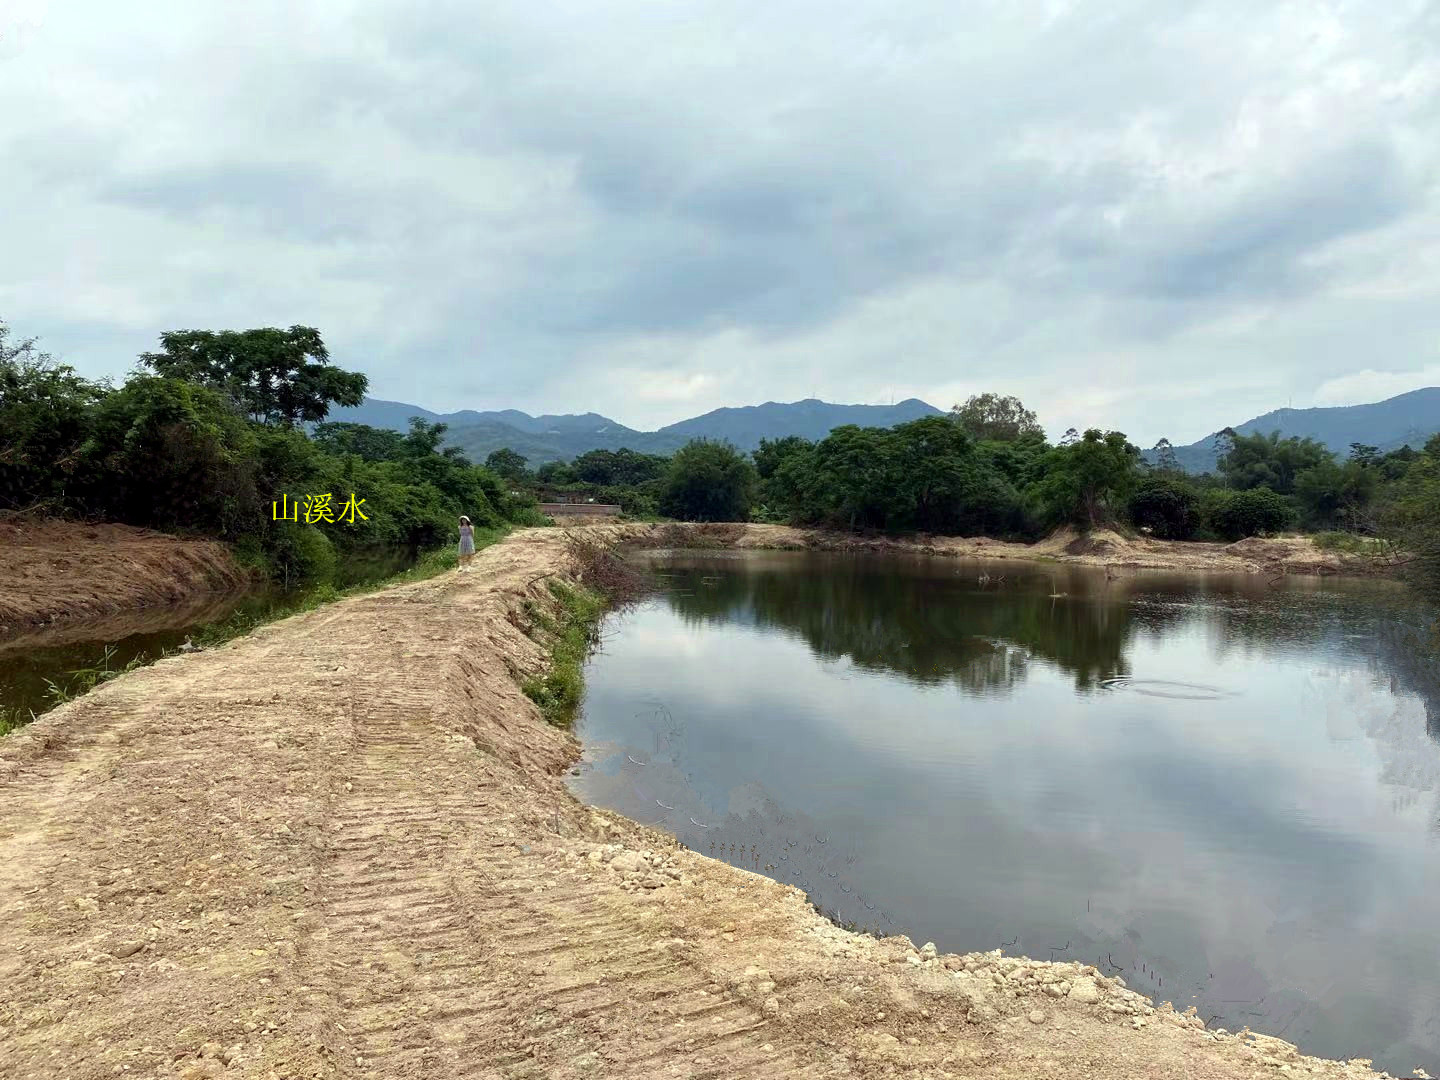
[4,320,1437,597]
[509,393,1440,595]
[0,320,540,586]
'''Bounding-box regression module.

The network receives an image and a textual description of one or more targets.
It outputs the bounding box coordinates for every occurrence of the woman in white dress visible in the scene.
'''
[457,515,476,573]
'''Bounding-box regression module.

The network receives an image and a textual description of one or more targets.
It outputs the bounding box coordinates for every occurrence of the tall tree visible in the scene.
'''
[139,326,366,425]
[1032,429,1141,529]
[0,321,109,509]
[311,421,406,462]
[485,448,530,482]
[571,448,669,487]
[659,440,757,522]
[1218,431,1332,495]
[951,393,1044,442]
[752,435,813,480]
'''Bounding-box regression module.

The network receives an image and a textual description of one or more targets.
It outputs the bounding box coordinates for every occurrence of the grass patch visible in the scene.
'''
[522,580,607,728]
[1313,531,1376,554]
[1311,531,1403,562]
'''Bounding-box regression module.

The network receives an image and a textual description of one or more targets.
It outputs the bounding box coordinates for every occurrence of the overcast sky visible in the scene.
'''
[3,1,1439,444]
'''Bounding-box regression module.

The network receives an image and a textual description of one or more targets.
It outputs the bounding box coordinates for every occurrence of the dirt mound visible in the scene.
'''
[1064,528,1129,558]
[1025,526,1131,559]
[0,527,1397,1079]
[0,517,251,638]
[645,521,749,549]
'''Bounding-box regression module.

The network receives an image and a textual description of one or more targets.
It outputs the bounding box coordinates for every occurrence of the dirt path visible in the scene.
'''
[0,529,1398,1080]
[0,518,250,639]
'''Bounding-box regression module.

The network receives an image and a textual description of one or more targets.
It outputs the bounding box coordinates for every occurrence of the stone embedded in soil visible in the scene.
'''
[609,851,644,874]
[1029,1009,1047,1024]
[1068,976,1102,1004]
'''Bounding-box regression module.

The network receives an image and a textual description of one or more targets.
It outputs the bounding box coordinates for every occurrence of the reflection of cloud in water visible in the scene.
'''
[575,554,1440,1075]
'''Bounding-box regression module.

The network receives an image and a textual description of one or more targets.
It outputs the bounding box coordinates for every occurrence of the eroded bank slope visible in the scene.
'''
[0,517,249,637]
[0,528,1400,1079]
[618,522,1388,579]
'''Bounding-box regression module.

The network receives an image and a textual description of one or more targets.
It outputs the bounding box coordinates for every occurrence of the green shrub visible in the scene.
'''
[266,521,337,587]
[1129,475,1202,540]
[1312,531,1377,554]
[1204,487,1294,541]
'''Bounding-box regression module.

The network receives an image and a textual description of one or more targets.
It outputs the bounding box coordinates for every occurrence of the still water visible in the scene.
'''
[571,550,1440,1075]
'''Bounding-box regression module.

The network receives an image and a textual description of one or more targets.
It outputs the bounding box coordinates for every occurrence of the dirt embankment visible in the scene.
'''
[0,518,251,639]
[627,521,1388,579]
[0,528,1401,1080]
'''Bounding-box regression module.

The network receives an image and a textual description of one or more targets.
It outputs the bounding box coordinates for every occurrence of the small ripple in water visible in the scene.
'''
[1099,675,1239,701]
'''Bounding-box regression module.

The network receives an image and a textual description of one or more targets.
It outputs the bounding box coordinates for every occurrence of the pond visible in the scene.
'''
[570,549,1440,1076]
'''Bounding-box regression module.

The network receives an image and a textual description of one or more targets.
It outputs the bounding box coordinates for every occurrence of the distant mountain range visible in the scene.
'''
[327,386,1439,470]
[1146,387,1440,472]
[324,396,943,463]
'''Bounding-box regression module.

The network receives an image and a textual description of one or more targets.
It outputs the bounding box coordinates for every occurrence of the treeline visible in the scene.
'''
[6,320,1437,597]
[0,322,539,586]
[494,394,1440,595]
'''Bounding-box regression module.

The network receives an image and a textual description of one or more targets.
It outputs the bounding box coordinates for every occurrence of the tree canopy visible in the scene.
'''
[139,326,367,425]
[951,393,1044,442]
[485,447,531,482]
[659,440,757,522]
[1216,430,1331,495]
[1032,429,1141,529]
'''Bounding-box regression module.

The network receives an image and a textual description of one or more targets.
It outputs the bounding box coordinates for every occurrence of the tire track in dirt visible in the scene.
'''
[307,578,820,1079]
[0,528,1398,1080]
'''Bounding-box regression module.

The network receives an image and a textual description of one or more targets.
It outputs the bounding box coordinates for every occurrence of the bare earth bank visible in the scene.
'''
[0,527,1407,1079]
[0,518,250,640]
[640,522,1387,579]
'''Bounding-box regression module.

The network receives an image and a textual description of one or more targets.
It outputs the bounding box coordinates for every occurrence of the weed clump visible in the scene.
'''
[520,535,653,728]
[521,581,606,728]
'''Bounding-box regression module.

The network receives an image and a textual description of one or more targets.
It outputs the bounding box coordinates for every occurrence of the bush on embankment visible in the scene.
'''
[0,320,540,589]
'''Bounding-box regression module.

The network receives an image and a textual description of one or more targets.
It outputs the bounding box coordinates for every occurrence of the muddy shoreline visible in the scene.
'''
[599,521,1395,581]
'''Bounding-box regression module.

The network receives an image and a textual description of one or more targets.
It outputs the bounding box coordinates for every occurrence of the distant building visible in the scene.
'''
[537,502,621,518]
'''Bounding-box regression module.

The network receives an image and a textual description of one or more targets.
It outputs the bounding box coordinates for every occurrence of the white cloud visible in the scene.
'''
[3,0,1440,441]
[1314,367,1440,407]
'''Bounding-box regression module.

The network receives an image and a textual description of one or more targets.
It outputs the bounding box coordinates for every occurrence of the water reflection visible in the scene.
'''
[647,552,1421,698]
[573,551,1440,1075]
